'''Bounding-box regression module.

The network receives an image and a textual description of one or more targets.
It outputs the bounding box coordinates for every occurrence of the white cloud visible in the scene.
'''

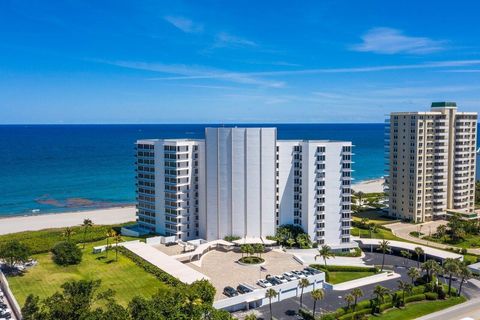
[164,16,203,33]
[351,27,446,54]
[214,32,257,47]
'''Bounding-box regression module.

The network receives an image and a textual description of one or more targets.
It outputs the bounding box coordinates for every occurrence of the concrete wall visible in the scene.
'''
[0,271,22,320]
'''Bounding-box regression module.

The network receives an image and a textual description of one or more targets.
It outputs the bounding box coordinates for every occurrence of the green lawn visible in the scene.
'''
[7,240,169,307]
[327,271,376,284]
[351,226,406,242]
[423,234,480,249]
[368,296,466,320]
[352,210,397,226]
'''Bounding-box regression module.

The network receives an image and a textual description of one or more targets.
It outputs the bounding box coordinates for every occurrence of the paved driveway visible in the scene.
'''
[237,252,480,320]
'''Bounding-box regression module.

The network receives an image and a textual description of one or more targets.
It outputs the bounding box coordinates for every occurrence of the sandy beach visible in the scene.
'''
[0,206,136,236]
[352,178,385,193]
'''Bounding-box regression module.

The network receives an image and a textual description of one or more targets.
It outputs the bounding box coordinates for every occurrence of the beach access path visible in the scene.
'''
[0,206,136,235]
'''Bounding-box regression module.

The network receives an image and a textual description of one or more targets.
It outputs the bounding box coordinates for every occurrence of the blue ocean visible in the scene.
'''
[0,124,478,216]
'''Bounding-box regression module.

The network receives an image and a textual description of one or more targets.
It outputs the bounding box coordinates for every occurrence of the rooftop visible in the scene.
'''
[431,102,457,108]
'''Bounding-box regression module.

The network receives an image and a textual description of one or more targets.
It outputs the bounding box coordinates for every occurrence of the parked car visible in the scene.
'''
[283,272,298,281]
[267,277,282,285]
[304,267,321,275]
[223,286,239,297]
[257,279,272,288]
[292,270,306,278]
[237,284,253,294]
[274,275,288,283]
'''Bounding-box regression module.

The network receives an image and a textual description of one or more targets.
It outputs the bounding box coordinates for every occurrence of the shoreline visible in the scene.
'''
[0,205,137,236]
[352,177,385,193]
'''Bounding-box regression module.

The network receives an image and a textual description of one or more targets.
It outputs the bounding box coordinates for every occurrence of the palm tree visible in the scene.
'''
[407,267,420,285]
[356,191,365,207]
[265,288,278,320]
[105,229,116,259]
[400,250,412,266]
[298,278,310,308]
[311,289,325,318]
[351,288,363,311]
[183,295,203,317]
[286,238,296,248]
[436,224,447,242]
[315,245,334,267]
[344,294,354,311]
[240,244,248,258]
[443,258,460,295]
[397,280,412,307]
[244,314,257,320]
[369,223,377,238]
[255,243,265,258]
[372,285,389,313]
[377,240,390,271]
[457,262,472,297]
[421,259,442,282]
[360,217,369,228]
[414,247,424,267]
[62,227,75,241]
[114,233,122,261]
[81,218,93,249]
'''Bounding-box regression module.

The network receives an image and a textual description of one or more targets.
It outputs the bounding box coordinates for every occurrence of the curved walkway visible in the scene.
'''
[385,221,480,255]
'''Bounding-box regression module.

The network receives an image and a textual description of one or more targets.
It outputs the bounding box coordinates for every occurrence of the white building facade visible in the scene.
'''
[136,127,353,249]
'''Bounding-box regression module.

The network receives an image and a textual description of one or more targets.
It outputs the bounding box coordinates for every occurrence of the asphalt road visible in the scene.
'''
[247,252,479,320]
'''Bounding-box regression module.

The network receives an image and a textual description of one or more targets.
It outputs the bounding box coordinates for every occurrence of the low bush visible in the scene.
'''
[310,264,378,273]
[117,246,181,287]
[334,248,362,257]
[51,241,82,266]
[338,308,372,320]
[0,223,134,254]
[378,302,393,313]
[239,256,265,264]
[405,293,426,303]
[425,292,438,300]
[298,308,314,320]
[223,235,241,242]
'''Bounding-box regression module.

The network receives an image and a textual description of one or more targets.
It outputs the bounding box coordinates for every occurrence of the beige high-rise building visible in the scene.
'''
[386,102,477,222]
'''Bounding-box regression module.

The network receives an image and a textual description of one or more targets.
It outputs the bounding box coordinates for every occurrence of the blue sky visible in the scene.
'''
[1,0,479,124]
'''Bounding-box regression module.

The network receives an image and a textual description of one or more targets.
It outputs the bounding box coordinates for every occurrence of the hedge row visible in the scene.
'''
[310,264,379,273]
[118,246,182,287]
[405,294,426,303]
[338,308,372,320]
[0,223,133,254]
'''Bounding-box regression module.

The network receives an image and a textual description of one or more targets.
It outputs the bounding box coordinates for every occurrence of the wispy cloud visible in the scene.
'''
[214,32,257,48]
[351,27,446,54]
[100,60,284,88]
[440,69,480,73]
[164,16,203,33]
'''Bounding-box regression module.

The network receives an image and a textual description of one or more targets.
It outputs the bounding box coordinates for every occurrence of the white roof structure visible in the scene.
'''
[468,262,480,275]
[232,237,277,245]
[121,241,209,284]
[354,238,463,261]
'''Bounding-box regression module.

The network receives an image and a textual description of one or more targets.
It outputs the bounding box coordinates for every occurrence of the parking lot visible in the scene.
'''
[187,249,305,300]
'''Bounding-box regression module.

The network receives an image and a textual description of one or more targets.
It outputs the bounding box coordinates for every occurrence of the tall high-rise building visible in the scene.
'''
[386,102,478,222]
[135,127,354,250]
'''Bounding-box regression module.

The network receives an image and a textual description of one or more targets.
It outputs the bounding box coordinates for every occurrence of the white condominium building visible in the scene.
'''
[135,127,353,249]
[386,102,478,222]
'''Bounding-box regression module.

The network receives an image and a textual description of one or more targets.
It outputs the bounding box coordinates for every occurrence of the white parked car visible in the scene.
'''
[283,272,298,280]
[292,270,306,278]
[274,275,288,283]
[257,279,272,288]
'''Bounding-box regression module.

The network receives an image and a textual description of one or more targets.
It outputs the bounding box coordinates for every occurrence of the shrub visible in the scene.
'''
[298,308,314,320]
[310,264,378,273]
[378,302,393,313]
[238,256,264,264]
[461,248,468,255]
[0,223,134,254]
[405,294,426,303]
[319,314,336,320]
[223,235,241,242]
[334,248,362,257]
[117,246,181,287]
[51,241,82,266]
[338,308,372,320]
[425,292,438,300]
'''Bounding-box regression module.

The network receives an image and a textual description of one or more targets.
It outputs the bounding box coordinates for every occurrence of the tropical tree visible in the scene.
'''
[457,262,472,297]
[397,280,412,307]
[422,259,442,282]
[372,285,390,312]
[414,247,424,267]
[81,218,93,249]
[436,224,447,242]
[296,233,311,249]
[0,240,31,269]
[265,288,278,320]
[244,314,257,320]
[369,223,377,238]
[360,217,369,228]
[114,233,122,262]
[315,245,334,267]
[443,258,461,295]
[253,243,265,258]
[298,278,310,308]
[377,240,390,271]
[286,238,296,248]
[240,244,248,258]
[344,294,354,311]
[311,289,325,318]
[356,191,365,206]
[62,227,75,241]
[105,229,116,259]
[407,267,420,285]
[400,250,412,266]
[351,288,363,311]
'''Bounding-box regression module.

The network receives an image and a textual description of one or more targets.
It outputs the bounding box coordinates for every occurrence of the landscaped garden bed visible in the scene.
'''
[238,256,265,265]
